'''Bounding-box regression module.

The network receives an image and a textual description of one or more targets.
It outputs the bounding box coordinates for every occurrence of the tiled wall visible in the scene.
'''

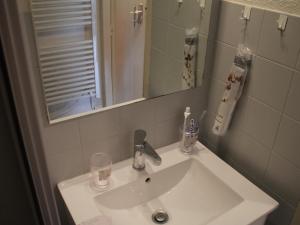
[228,0,300,16]
[202,1,300,225]
[43,88,206,186]
[149,0,212,96]
[43,88,206,224]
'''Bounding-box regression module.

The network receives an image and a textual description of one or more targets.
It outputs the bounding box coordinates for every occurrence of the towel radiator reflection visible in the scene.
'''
[30,0,102,108]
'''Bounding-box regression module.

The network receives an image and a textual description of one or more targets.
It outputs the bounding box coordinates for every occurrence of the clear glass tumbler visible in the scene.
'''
[90,152,112,191]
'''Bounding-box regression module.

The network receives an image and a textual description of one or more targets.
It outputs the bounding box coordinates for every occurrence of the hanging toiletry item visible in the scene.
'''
[212,44,252,136]
[182,27,199,90]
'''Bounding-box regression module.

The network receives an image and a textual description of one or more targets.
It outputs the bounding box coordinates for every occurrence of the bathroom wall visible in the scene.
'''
[227,0,300,16]
[202,1,300,225]
[149,0,212,96]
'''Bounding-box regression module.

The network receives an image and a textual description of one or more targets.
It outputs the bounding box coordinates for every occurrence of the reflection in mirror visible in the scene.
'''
[25,0,213,122]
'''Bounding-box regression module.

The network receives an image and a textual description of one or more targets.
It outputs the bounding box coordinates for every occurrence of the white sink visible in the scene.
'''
[58,142,278,225]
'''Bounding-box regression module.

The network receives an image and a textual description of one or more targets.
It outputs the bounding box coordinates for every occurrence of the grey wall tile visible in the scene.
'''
[248,56,293,111]
[79,109,120,148]
[166,25,185,61]
[149,49,169,96]
[151,18,168,52]
[81,133,132,171]
[266,191,295,225]
[119,100,156,140]
[297,54,300,71]
[221,128,270,182]
[198,0,213,36]
[155,116,182,148]
[234,97,281,148]
[258,11,300,67]
[200,111,220,150]
[206,79,224,114]
[273,116,300,169]
[168,0,201,29]
[47,150,84,187]
[43,121,81,155]
[152,0,169,21]
[154,91,191,123]
[211,41,236,82]
[197,34,208,76]
[285,72,300,121]
[265,153,300,207]
[217,1,264,52]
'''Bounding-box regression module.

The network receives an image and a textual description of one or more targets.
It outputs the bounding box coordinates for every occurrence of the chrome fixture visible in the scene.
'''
[133,129,161,170]
[130,3,144,27]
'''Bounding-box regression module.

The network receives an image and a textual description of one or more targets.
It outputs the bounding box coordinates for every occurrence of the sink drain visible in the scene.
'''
[152,210,169,224]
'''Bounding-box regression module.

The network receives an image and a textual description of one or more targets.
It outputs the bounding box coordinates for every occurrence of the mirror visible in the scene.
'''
[26,0,213,122]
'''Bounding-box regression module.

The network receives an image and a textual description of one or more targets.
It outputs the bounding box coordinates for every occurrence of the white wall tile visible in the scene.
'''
[265,153,300,207]
[211,41,236,82]
[285,72,300,122]
[234,97,281,148]
[258,11,300,67]
[248,56,293,111]
[217,1,264,52]
[273,116,300,169]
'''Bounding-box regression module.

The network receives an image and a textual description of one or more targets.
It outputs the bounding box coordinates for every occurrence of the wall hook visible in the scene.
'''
[241,6,251,21]
[198,0,206,10]
[277,14,288,32]
[177,0,183,7]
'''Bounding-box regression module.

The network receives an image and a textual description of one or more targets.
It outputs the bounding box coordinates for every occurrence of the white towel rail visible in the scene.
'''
[30,0,102,110]
[31,0,91,6]
[32,5,91,12]
[44,75,95,87]
[42,66,94,78]
[33,10,92,18]
[34,16,92,25]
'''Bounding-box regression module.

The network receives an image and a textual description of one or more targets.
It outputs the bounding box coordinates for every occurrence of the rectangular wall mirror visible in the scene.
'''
[22,0,214,123]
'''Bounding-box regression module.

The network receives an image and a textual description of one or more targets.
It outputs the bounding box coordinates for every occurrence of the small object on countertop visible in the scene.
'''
[181,107,191,152]
[90,153,112,191]
[180,107,200,154]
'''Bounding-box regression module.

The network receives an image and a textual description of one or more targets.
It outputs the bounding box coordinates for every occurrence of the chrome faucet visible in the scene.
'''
[133,130,162,170]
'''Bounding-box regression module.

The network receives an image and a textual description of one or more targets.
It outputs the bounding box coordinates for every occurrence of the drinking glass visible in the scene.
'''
[90,152,112,191]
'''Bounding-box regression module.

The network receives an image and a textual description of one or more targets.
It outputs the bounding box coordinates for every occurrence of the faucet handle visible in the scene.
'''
[134,129,147,145]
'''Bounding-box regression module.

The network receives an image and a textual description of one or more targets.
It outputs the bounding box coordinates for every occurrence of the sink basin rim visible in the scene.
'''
[58,141,278,225]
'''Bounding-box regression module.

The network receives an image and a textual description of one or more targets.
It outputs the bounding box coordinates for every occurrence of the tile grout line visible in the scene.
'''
[262,68,295,179]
